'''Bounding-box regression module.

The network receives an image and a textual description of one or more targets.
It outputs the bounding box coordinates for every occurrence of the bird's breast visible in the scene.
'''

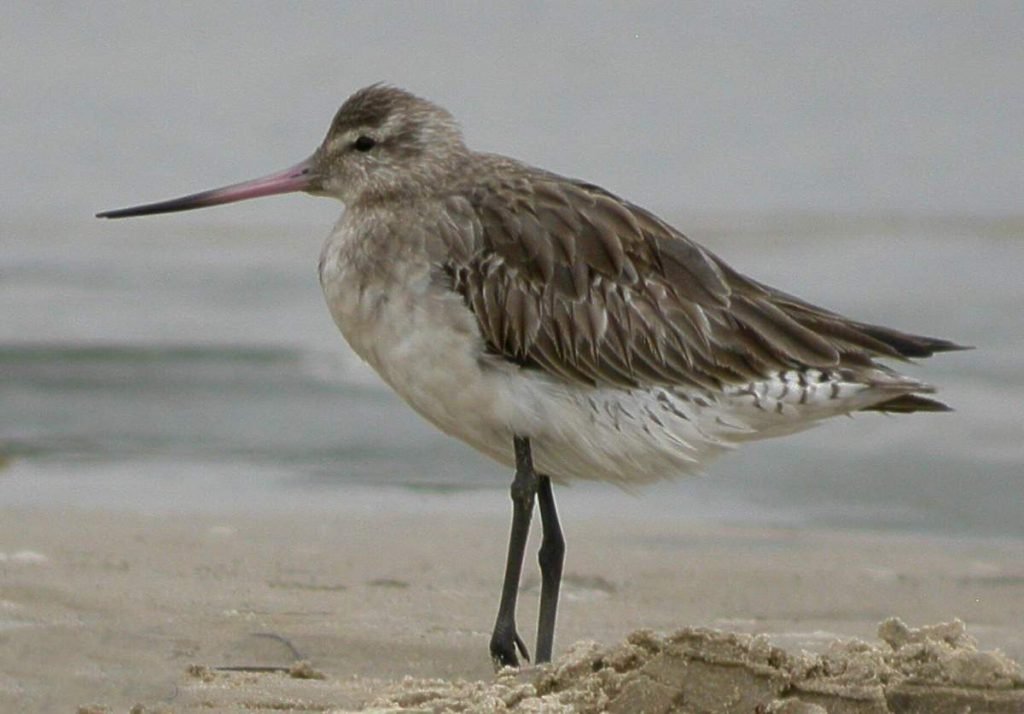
[319,219,429,370]
[317,219,521,453]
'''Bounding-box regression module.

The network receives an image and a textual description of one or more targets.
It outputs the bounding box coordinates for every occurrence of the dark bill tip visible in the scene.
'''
[96,154,319,219]
[96,189,228,219]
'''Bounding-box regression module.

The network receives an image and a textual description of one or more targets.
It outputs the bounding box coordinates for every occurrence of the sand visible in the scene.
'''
[1,507,1022,713]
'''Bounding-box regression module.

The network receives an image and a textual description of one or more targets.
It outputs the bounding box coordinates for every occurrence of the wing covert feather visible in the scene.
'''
[439,167,962,390]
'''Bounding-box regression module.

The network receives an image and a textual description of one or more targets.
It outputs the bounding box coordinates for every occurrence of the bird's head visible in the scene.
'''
[97,84,467,218]
[315,84,467,205]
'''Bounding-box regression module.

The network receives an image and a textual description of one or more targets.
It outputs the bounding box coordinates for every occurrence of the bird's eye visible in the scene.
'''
[353,135,377,152]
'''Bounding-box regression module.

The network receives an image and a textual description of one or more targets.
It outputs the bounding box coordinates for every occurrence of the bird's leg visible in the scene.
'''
[489,435,537,668]
[534,474,564,664]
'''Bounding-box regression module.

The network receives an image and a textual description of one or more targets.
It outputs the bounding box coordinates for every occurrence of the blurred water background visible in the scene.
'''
[2,3,1021,539]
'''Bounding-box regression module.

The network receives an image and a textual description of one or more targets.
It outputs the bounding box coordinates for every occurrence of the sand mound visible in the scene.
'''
[366,619,1023,713]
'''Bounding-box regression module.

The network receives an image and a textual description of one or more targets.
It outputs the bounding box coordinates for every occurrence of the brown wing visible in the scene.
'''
[439,164,965,391]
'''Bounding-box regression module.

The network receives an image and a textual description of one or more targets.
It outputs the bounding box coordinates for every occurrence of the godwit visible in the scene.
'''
[98,85,965,667]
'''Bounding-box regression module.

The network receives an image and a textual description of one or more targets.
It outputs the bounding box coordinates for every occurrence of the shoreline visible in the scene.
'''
[2,506,1022,711]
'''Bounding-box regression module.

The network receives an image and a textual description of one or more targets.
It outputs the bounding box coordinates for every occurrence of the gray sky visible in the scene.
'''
[4,2,1022,226]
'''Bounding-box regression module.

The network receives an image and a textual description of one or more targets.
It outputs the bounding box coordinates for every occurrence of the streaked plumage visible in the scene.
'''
[98,84,967,666]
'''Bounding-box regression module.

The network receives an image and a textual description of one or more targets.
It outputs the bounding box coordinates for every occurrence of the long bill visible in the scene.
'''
[96,154,319,219]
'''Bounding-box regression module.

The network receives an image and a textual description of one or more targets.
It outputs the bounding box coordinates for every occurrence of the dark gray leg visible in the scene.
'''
[489,436,537,667]
[534,474,564,664]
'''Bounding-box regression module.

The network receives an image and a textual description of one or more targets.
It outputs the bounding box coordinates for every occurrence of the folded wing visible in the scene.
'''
[438,167,966,397]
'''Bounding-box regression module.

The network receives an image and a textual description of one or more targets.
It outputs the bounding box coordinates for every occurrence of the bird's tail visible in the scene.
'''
[861,393,953,413]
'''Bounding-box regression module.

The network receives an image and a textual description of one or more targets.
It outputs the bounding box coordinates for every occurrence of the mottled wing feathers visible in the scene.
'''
[441,163,965,391]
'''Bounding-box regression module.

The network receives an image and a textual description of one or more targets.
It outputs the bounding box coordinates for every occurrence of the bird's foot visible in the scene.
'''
[489,627,530,668]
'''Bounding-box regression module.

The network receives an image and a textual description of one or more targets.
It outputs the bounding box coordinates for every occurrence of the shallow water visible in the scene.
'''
[2,216,1020,539]
[3,4,1022,538]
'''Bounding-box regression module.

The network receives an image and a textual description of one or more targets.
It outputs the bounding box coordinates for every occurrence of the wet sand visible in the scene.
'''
[1,507,1021,712]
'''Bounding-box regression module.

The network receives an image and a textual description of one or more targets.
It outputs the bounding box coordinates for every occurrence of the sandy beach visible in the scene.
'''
[2,506,1021,712]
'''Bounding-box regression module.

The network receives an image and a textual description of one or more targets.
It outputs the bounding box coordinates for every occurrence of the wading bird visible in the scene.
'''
[98,85,964,667]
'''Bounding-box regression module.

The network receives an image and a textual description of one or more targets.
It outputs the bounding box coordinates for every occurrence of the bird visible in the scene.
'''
[97,84,966,668]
